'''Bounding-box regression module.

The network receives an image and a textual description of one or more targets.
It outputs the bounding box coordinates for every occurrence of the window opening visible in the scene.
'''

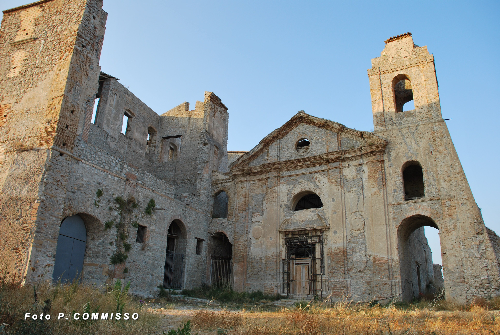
[212,191,228,218]
[121,111,133,135]
[91,98,100,124]
[147,127,156,145]
[296,138,310,153]
[147,127,157,154]
[393,75,414,113]
[403,162,425,200]
[196,238,204,255]
[136,225,147,243]
[294,193,323,211]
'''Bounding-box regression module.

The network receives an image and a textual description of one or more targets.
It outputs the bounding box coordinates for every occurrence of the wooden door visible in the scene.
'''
[53,215,86,283]
[292,259,310,296]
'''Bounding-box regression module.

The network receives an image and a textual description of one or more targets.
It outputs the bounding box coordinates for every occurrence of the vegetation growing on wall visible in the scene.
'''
[94,192,156,274]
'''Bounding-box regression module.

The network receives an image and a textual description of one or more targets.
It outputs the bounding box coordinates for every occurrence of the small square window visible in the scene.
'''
[196,238,204,255]
[136,225,147,243]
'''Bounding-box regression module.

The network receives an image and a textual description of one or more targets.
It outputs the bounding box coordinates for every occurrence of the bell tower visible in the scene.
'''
[368,33,441,131]
[367,33,500,303]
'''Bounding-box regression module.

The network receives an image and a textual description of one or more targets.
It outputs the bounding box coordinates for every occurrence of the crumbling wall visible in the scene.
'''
[0,0,106,284]
[368,33,500,302]
[227,112,391,300]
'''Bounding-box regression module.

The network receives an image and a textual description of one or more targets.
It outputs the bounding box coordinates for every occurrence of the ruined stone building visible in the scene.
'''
[1,0,499,304]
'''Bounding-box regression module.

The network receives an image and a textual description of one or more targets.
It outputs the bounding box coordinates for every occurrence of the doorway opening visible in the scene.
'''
[53,215,86,283]
[282,232,324,298]
[163,220,186,289]
[398,215,444,302]
[209,232,232,287]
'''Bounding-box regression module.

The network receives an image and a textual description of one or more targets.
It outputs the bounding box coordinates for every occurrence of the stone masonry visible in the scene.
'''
[0,0,499,303]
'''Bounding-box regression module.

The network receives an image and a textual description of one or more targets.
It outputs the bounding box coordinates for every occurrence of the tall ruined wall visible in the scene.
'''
[161,92,228,209]
[0,0,229,294]
[368,33,500,302]
[0,0,106,284]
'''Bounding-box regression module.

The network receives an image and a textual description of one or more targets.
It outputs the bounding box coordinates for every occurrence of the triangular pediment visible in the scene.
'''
[230,111,387,174]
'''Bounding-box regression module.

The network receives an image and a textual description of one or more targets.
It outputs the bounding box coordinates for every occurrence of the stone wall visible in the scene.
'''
[0,0,105,284]
[0,0,228,296]
[1,1,499,304]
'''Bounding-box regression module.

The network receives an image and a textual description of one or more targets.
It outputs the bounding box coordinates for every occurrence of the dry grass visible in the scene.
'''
[190,301,500,335]
[2,279,500,334]
[0,280,160,335]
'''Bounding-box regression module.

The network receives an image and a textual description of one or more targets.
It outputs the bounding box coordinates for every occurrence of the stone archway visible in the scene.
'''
[163,219,187,289]
[397,214,444,302]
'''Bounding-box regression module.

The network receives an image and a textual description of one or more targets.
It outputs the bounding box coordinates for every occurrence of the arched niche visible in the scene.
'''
[402,161,425,200]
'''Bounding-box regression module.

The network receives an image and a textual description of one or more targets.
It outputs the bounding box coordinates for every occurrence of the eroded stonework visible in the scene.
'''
[0,1,498,303]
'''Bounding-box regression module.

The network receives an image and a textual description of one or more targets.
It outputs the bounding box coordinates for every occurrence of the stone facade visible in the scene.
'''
[0,1,499,303]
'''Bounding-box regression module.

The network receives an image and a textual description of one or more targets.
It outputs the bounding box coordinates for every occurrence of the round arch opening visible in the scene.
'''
[163,219,187,289]
[392,74,414,113]
[52,213,101,283]
[398,215,444,302]
[292,191,323,211]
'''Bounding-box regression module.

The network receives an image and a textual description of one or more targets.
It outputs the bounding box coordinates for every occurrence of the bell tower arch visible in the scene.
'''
[368,33,442,131]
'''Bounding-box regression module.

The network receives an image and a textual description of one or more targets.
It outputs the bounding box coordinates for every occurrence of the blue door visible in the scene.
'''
[52,215,86,283]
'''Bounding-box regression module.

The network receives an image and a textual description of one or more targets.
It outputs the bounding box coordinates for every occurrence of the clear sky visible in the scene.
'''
[2,0,499,265]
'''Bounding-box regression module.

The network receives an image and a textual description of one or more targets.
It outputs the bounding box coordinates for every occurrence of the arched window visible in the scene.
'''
[294,192,323,211]
[393,74,414,113]
[403,162,425,200]
[212,191,228,218]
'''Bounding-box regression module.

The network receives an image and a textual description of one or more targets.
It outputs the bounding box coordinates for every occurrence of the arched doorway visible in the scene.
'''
[53,215,86,283]
[398,215,444,301]
[163,220,187,289]
[209,232,232,287]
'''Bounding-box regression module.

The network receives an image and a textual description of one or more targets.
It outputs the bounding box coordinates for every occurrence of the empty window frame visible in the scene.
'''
[296,138,311,153]
[212,191,228,219]
[403,162,425,200]
[136,225,147,243]
[196,238,204,255]
[121,110,133,135]
[147,126,156,145]
[393,74,414,113]
[294,193,323,211]
[91,98,100,124]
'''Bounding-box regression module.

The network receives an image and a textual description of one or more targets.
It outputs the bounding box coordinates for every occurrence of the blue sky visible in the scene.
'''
[2,0,500,265]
